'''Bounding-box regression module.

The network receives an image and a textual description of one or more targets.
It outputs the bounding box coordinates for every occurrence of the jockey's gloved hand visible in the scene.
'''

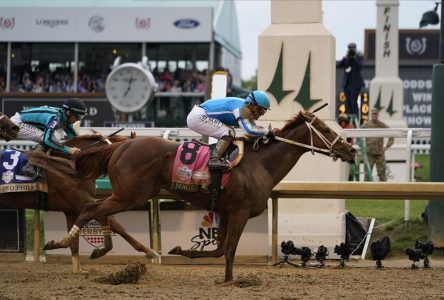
[69,147,81,155]
[266,129,276,139]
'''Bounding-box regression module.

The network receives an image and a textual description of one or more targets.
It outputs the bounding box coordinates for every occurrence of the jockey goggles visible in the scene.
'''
[249,92,267,115]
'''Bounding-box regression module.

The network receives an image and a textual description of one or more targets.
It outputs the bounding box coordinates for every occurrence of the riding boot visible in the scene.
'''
[18,143,46,178]
[208,136,233,171]
[32,143,47,152]
[19,163,38,178]
[208,170,222,212]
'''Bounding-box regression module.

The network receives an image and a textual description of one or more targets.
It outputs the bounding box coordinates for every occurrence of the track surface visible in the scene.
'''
[0,258,443,299]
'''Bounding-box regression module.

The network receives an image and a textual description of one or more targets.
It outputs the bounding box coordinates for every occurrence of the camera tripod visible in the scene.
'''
[273,254,298,267]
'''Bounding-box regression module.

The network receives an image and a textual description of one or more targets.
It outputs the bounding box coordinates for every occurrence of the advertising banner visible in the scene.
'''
[44,211,151,256]
[0,7,212,42]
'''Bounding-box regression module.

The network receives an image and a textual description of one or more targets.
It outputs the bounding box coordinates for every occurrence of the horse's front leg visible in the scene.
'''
[43,201,102,250]
[168,214,228,259]
[224,210,249,282]
[45,195,134,251]
[62,212,81,273]
[108,218,159,259]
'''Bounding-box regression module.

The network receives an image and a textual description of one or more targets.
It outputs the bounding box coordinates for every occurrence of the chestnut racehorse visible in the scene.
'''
[0,133,158,273]
[30,111,356,281]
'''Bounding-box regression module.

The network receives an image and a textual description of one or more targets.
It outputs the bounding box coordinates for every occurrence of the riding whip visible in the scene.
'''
[81,127,125,150]
[312,103,328,113]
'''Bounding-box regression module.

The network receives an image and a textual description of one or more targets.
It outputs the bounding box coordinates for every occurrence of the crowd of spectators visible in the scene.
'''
[0,66,233,94]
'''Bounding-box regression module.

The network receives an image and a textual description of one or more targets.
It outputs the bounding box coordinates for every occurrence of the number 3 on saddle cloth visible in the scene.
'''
[171,140,244,193]
[0,149,47,196]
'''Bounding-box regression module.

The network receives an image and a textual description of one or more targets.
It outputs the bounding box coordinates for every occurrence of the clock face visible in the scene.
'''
[105,63,154,113]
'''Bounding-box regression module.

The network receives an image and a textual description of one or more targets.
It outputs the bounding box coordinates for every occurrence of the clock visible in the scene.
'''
[105,56,157,113]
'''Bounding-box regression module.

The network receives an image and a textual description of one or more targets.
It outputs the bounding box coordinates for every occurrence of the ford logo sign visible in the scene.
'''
[174,19,200,29]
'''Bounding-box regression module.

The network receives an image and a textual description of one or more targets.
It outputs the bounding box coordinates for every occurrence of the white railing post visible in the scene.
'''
[404,130,413,224]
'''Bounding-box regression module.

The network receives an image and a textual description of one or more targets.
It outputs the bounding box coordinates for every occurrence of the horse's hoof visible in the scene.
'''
[146,250,160,259]
[42,240,55,250]
[168,246,182,255]
[90,248,104,259]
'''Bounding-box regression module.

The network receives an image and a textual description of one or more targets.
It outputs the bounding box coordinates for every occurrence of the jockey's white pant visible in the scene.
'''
[10,112,44,143]
[187,105,235,139]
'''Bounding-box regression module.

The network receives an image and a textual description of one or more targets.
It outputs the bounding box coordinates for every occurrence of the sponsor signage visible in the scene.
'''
[0,7,212,42]
[161,209,268,258]
[365,29,439,61]
[1,97,116,127]
[174,18,200,29]
[336,65,433,128]
[45,211,151,255]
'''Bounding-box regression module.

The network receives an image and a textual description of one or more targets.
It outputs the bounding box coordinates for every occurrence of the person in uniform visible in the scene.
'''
[361,108,394,181]
[10,98,87,155]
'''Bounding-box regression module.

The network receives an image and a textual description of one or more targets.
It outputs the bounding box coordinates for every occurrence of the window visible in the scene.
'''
[0,43,6,92]
[10,43,75,93]
[78,43,142,93]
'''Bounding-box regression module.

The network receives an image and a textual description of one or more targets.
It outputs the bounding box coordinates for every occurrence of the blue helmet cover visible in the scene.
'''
[245,90,271,110]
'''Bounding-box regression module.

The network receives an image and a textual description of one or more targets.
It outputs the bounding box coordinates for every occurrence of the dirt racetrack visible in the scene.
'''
[0,258,444,299]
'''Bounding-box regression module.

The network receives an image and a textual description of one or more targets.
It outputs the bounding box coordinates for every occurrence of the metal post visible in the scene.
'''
[74,42,78,93]
[6,42,11,92]
[33,209,40,262]
[429,1,444,246]
[271,196,278,264]
[404,130,412,224]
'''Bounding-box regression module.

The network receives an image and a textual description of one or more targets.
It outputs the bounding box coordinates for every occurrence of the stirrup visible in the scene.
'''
[18,164,38,178]
[208,157,230,171]
[32,144,46,152]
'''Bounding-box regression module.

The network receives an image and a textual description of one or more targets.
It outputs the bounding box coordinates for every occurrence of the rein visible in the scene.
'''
[80,128,124,150]
[254,115,341,160]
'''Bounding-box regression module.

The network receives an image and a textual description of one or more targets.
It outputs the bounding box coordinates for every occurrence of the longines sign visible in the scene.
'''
[0,7,211,42]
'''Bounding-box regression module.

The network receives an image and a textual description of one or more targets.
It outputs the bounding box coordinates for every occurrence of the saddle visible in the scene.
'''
[171,139,244,192]
[0,149,47,194]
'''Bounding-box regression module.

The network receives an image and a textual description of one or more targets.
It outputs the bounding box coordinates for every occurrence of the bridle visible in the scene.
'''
[254,114,346,161]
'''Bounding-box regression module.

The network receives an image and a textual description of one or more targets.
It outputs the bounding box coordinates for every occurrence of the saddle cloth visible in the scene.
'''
[171,141,236,192]
[0,149,45,193]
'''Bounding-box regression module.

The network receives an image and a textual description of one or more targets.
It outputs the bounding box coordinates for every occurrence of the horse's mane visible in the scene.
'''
[62,133,131,147]
[238,111,309,146]
[279,111,311,134]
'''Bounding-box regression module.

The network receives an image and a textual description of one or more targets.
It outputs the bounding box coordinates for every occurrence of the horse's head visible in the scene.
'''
[278,111,356,162]
[0,113,20,141]
[298,111,356,162]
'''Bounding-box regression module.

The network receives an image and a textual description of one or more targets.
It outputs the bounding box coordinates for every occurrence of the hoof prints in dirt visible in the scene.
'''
[94,262,147,285]
[235,275,262,288]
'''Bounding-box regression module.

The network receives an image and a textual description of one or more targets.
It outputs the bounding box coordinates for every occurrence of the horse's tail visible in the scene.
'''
[26,151,76,177]
[75,141,123,180]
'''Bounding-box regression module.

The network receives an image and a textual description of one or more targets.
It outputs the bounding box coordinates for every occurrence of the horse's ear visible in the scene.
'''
[131,131,137,139]
[298,111,306,120]
[299,110,313,122]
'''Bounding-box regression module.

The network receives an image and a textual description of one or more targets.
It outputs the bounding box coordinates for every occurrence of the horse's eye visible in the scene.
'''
[323,128,330,133]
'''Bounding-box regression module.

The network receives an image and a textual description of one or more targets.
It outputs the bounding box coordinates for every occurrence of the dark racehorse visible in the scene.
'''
[30,111,356,281]
[0,133,158,273]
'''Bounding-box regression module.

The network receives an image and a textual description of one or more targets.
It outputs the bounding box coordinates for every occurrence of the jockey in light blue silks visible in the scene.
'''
[10,98,87,155]
[187,90,274,170]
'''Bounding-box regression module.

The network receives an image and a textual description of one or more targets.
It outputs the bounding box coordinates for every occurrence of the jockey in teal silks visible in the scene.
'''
[10,98,87,155]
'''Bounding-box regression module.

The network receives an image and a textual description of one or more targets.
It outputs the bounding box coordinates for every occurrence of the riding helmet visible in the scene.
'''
[62,98,87,115]
[245,90,271,110]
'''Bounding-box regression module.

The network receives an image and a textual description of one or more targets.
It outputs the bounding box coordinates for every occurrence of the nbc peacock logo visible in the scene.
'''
[190,212,219,251]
